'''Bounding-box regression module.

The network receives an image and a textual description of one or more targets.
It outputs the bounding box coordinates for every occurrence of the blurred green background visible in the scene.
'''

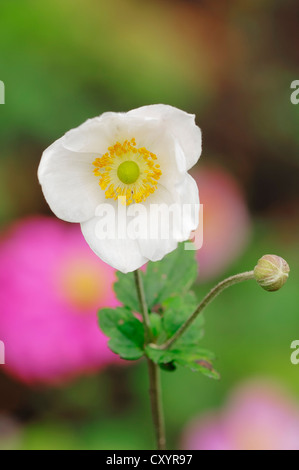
[0,0,299,449]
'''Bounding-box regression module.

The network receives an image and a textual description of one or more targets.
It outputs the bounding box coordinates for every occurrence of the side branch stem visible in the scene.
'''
[160,270,255,351]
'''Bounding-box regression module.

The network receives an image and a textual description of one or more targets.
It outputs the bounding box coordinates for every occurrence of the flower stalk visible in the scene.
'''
[146,357,166,450]
[159,270,255,351]
[133,270,152,342]
[134,269,166,450]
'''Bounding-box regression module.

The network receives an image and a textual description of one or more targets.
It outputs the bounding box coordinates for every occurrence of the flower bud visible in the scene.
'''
[254,255,290,292]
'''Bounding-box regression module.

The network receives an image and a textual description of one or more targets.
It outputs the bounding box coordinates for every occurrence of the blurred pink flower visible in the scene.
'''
[0,216,120,385]
[191,167,251,281]
[182,380,299,450]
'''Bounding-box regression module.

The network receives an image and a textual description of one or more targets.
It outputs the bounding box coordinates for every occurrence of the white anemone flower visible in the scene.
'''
[38,104,202,273]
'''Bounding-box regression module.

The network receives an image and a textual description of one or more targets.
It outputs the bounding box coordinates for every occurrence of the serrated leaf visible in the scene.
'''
[145,345,174,364]
[98,307,144,360]
[114,272,140,312]
[171,346,219,380]
[146,344,214,364]
[162,293,204,346]
[143,243,198,309]
[145,344,219,379]
[113,243,198,313]
[176,358,220,380]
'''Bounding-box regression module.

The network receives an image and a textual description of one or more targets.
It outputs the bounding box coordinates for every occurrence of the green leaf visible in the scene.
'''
[113,243,198,312]
[162,293,204,346]
[176,358,220,380]
[114,272,140,312]
[98,307,145,360]
[144,345,174,364]
[143,243,198,309]
[149,313,163,339]
[145,344,219,380]
[173,347,220,380]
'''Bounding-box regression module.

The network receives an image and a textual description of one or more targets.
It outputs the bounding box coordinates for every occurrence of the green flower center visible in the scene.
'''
[117,160,140,184]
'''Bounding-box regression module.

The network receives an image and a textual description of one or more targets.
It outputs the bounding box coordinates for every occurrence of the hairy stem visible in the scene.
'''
[146,357,166,450]
[134,270,151,341]
[134,269,166,450]
[159,270,255,351]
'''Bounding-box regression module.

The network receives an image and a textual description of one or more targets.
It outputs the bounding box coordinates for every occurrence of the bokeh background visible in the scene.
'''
[0,0,299,450]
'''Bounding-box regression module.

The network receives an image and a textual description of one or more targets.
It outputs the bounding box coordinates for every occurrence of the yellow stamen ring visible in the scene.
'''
[93,138,162,205]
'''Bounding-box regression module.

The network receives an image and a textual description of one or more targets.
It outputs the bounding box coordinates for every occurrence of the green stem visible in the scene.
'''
[146,357,166,450]
[159,270,255,351]
[134,269,166,450]
[134,270,151,341]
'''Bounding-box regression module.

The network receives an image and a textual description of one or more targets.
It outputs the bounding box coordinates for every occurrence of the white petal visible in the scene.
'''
[137,174,199,261]
[62,113,124,153]
[81,210,147,273]
[128,104,202,170]
[175,173,200,238]
[80,175,199,270]
[136,184,176,261]
[38,139,105,223]
[63,114,184,184]
[137,126,187,188]
[137,233,178,263]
